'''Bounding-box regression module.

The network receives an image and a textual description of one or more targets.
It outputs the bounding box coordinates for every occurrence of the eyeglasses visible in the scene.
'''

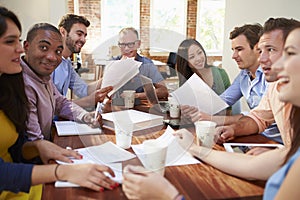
[118,40,139,48]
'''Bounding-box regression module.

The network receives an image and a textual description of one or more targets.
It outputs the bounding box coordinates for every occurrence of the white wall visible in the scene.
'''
[0,0,67,39]
[222,0,300,111]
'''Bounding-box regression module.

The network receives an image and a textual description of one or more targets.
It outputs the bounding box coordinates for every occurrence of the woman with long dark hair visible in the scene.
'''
[176,39,230,95]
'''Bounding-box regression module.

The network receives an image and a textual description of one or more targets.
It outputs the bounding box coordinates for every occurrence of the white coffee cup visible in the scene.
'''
[194,121,217,148]
[143,139,168,176]
[168,96,180,118]
[114,121,133,149]
[123,90,136,108]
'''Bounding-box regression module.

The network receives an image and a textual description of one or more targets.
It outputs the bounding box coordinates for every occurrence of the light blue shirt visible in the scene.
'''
[51,57,88,98]
[263,147,300,200]
[220,67,268,109]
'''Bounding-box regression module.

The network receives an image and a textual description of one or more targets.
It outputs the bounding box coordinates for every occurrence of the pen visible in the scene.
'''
[94,102,102,120]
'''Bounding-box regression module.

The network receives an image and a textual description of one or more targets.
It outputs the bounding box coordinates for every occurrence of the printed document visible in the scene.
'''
[101,59,142,97]
[55,141,136,187]
[171,73,228,115]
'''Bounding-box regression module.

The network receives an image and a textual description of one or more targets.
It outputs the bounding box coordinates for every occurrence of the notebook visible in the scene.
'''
[140,75,169,113]
[55,121,102,136]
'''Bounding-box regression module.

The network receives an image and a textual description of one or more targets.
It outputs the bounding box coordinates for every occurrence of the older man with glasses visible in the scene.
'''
[114,27,168,100]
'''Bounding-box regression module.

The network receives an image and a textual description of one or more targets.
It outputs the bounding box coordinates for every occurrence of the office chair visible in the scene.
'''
[167,52,177,77]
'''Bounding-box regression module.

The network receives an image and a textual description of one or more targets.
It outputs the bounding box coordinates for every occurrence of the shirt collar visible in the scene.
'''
[241,66,263,78]
[21,56,51,83]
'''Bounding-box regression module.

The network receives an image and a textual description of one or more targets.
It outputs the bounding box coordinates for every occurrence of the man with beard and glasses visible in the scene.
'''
[52,14,113,109]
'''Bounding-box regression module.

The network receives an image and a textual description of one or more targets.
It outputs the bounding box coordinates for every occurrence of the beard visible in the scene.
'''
[65,35,81,53]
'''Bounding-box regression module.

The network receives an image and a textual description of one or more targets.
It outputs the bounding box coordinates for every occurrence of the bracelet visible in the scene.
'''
[54,164,63,181]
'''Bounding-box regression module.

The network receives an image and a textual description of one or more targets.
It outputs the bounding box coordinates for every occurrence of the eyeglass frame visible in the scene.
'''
[118,40,140,48]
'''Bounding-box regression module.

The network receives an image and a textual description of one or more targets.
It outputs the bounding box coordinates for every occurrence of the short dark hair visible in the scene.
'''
[58,14,90,32]
[229,23,262,49]
[260,17,300,42]
[26,23,61,42]
[0,6,22,37]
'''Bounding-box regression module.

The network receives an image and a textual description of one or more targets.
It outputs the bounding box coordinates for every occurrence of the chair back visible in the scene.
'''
[167,52,177,77]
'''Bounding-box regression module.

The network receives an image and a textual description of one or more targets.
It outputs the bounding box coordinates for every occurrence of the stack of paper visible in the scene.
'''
[171,73,228,115]
[55,141,136,187]
[101,59,142,97]
[101,110,164,131]
[131,126,200,166]
[55,121,102,136]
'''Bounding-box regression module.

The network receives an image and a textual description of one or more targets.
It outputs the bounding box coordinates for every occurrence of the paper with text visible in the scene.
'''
[171,73,228,115]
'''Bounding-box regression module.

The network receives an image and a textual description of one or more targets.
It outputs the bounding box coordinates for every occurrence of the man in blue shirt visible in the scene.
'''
[114,27,168,100]
[51,14,113,108]
[220,24,267,110]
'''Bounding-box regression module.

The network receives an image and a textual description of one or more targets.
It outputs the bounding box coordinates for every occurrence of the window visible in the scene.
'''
[196,0,225,55]
[101,0,140,42]
[150,0,187,53]
[93,0,140,59]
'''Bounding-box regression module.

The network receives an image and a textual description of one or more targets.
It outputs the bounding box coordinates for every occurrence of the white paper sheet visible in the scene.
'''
[131,126,200,166]
[80,141,136,163]
[101,59,142,97]
[171,73,228,115]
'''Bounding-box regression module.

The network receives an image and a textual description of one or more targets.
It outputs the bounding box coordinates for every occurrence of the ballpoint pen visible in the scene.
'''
[94,102,103,120]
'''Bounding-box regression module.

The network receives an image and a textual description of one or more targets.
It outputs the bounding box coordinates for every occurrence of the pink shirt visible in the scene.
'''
[21,57,87,141]
[248,82,292,146]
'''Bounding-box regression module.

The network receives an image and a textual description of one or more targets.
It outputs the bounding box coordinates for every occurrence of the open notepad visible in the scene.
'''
[55,121,102,136]
[55,141,136,187]
[131,126,200,166]
[101,59,142,97]
[101,110,164,131]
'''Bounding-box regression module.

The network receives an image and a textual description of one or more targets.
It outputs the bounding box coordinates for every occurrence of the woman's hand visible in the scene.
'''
[60,164,118,192]
[23,140,82,163]
[122,165,179,200]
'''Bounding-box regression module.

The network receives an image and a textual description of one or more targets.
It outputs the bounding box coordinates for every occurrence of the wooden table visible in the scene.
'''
[42,105,274,200]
